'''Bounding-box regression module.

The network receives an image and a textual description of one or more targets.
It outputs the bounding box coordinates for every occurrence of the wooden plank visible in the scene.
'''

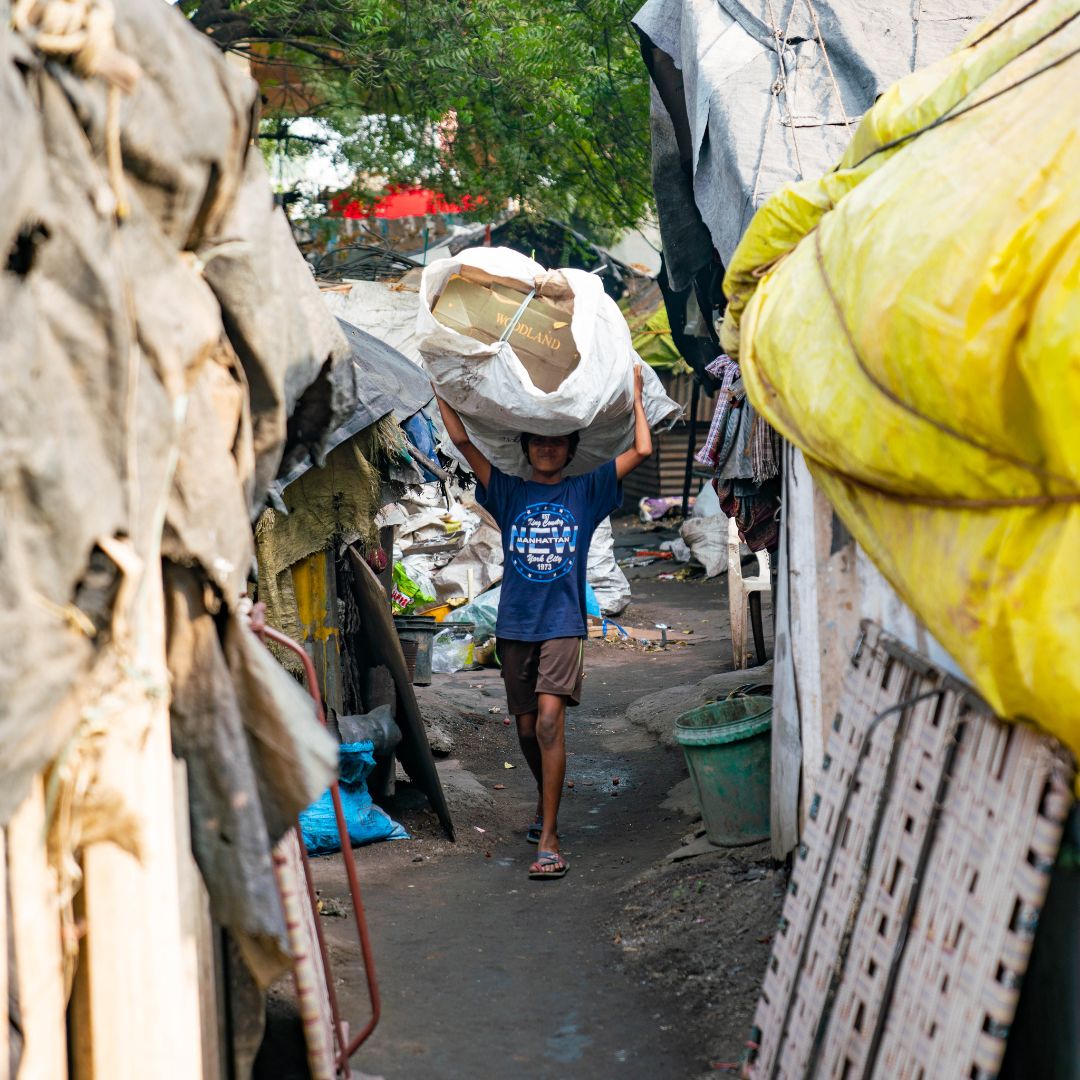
[8,777,66,1080]
[810,501,850,727]
[173,759,224,1080]
[779,451,905,843]
[376,525,396,605]
[0,830,8,1080]
[781,453,861,821]
[291,549,345,717]
[786,449,825,819]
[769,445,803,859]
[370,526,399,799]
[70,555,203,1080]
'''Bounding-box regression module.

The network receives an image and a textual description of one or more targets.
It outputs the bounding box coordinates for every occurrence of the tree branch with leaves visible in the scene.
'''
[182,0,653,238]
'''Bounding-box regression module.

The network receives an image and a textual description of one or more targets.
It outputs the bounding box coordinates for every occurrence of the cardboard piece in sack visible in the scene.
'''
[417,246,681,478]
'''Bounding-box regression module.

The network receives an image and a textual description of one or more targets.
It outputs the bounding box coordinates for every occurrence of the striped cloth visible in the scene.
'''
[694,355,741,470]
[750,410,782,483]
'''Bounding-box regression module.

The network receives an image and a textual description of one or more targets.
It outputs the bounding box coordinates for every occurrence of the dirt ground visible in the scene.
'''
[257,518,786,1079]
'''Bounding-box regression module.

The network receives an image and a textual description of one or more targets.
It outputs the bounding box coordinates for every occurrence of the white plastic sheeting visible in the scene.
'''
[321,278,425,363]
[634,0,997,282]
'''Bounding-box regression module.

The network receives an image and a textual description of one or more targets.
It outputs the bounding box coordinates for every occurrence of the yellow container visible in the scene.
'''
[416,597,468,623]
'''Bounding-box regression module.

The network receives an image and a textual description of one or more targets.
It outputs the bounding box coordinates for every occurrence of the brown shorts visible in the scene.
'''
[498,637,585,716]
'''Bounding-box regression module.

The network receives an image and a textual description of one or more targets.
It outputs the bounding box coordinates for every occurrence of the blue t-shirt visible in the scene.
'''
[477,462,623,641]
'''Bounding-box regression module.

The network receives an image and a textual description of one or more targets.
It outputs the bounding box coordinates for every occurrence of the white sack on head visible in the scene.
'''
[416,247,681,478]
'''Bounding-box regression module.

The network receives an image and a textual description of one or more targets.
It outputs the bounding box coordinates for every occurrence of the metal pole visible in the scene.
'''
[681,377,701,516]
[256,617,383,1068]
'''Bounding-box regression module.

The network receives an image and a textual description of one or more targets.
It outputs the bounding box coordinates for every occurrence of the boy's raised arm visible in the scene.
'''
[615,366,654,480]
[433,390,492,489]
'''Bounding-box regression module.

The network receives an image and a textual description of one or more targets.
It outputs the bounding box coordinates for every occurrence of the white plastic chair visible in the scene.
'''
[727,516,771,669]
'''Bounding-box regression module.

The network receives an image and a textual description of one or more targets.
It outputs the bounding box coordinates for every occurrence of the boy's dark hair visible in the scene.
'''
[519,431,580,461]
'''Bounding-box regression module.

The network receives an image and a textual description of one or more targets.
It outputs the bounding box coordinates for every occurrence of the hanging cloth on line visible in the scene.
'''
[695,355,741,470]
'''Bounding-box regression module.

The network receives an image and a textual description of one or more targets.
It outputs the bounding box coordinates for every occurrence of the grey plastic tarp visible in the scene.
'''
[274,317,435,490]
[2,0,353,986]
[633,0,998,288]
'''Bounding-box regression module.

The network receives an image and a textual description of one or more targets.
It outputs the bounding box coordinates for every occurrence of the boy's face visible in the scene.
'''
[526,435,572,473]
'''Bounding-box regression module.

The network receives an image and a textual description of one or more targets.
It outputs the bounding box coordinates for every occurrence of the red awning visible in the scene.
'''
[328,187,480,220]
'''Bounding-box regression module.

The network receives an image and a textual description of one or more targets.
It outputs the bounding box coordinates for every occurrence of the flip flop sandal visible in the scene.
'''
[526,817,543,845]
[529,850,569,880]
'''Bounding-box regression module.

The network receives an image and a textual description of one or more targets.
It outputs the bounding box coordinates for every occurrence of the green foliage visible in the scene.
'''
[184,0,652,236]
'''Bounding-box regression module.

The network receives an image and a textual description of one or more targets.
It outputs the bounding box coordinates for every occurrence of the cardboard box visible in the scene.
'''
[432,272,580,393]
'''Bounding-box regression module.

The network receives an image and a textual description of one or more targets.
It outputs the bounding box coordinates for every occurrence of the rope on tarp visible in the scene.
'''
[802,0,853,131]
[11,0,141,219]
[762,0,806,178]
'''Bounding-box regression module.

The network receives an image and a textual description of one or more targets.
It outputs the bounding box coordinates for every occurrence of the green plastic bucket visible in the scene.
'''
[674,696,772,846]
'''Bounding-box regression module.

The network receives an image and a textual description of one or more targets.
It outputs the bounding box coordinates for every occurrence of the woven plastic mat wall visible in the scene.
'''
[748,622,1075,1079]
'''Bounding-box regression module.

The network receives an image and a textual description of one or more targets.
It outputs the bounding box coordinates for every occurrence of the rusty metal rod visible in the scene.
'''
[255,614,382,1071]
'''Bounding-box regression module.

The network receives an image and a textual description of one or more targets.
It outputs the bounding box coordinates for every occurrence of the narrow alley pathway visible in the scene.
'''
[261,528,783,1079]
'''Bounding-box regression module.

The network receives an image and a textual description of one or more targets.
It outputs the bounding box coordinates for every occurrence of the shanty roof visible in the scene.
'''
[275,316,433,490]
[634,0,997,283]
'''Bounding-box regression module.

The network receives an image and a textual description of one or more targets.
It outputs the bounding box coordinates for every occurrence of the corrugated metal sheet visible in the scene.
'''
[621,423,713,509]
[659,370,718,421]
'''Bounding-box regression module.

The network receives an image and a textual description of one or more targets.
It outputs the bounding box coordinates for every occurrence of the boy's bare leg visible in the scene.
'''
[515,710,544,818]
[535,692,567,854]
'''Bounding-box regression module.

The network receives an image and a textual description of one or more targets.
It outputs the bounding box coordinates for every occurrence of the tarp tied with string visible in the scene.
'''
[633,0,997,289]
[4,0,356,1000]
[723,0,1080,770]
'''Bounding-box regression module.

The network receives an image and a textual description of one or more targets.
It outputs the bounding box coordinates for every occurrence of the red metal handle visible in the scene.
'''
[250,603,381,1072]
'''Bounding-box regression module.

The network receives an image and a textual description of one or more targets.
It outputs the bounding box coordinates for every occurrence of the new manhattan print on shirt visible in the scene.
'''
[508,502,579,582]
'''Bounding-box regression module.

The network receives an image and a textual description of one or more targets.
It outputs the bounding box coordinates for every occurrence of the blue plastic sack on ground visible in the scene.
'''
[299,740,409,855]
[584,581,601,618]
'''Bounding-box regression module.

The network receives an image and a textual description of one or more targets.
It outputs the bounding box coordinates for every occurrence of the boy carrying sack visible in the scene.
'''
[433,366,652,879]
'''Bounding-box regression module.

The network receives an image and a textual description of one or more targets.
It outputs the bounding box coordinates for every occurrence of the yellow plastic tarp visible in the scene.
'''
[723,0,1080,765]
